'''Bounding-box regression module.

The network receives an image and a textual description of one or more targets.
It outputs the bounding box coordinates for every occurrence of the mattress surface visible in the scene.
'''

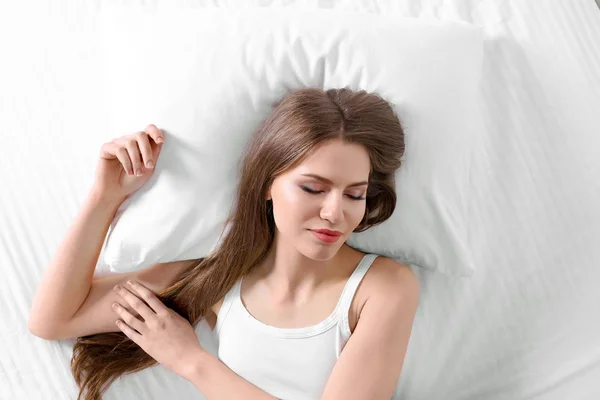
[1,1,599,399]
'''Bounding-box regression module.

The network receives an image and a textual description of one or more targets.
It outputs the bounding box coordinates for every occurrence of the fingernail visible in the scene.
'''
[136,169,143,176]
[146,161,154,168]
[156,138,164,143]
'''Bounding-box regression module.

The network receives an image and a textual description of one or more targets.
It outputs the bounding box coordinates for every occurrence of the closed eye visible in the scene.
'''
[300,185,365,201]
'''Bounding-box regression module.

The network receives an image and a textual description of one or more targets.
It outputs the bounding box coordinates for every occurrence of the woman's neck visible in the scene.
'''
[249,240,354,304]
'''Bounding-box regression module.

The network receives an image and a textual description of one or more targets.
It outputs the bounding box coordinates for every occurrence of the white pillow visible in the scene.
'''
[99,8,483,276]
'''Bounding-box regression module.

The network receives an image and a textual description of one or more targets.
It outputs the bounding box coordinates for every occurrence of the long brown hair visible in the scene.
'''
[71,87,406,399]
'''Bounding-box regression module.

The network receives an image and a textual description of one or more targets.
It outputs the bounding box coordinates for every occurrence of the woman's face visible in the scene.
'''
[267,138,370,261]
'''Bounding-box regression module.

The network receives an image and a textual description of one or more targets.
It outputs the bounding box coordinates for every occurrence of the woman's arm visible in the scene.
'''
[107,279,278,400]
[28,189,125,337]
[320,260,419,399]
[29,125,164,338]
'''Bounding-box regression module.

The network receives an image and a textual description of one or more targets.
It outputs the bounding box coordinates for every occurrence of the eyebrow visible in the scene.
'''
[301,174,368,188]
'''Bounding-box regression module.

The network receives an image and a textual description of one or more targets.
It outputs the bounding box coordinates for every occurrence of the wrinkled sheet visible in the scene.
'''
[1,0,599,399]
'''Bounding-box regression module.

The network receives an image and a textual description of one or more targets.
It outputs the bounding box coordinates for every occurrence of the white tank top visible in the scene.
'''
[212,253,379,400]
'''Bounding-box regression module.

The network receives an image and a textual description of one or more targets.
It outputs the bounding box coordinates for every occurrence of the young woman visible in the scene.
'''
[29,88,419,400]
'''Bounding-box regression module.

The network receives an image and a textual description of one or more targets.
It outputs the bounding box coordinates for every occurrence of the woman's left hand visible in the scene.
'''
[112,280,203,380]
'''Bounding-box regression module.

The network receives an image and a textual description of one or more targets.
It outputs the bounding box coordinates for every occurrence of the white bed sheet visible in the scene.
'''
[1,0,599,399]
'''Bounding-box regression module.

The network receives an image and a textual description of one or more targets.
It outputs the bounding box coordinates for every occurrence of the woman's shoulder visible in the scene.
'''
[367,255,414,280]
[347,252,418,333]
[358,256,419,321]
[349,248,414,287]
[360,255,418,300]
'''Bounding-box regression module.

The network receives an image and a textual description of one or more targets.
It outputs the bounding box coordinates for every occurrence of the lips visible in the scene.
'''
[311,229,342,237]
[310,229,343,244]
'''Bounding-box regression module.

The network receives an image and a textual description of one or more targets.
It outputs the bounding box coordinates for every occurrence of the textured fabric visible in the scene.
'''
[5,2,600,399]
[98,8,483,277]
[213,254,379,399]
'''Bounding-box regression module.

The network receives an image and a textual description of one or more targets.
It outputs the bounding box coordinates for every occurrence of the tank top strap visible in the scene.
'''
[214,279,240,337]
[336,253,379,337]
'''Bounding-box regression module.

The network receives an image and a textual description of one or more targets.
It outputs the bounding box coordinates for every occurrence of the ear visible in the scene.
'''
[266,181,272,201]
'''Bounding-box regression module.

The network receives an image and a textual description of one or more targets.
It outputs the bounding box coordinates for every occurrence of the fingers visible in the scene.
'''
[115,147,134,176]
[123,125,165,175]
[113,284,156,323]
[112,302,147,335]
[102,124,165,176]
[125,280,170,317]
[135,131,155,169]
[100,142,134,175]
[125,139,144,177]
[144,124,164,145]
[115,319,142,342]
[143,124,165,166]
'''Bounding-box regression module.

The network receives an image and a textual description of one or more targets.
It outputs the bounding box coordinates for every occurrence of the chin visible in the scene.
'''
[299,242,341,262]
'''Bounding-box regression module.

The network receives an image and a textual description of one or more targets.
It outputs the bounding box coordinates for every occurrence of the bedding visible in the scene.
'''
[1,0,599,399]
[99,8,482,277]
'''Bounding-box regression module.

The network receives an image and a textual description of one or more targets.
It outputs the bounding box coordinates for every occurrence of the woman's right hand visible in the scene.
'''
[92,124,164,202]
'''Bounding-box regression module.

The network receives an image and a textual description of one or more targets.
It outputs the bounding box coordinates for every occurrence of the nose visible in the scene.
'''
[320,193,344,225]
